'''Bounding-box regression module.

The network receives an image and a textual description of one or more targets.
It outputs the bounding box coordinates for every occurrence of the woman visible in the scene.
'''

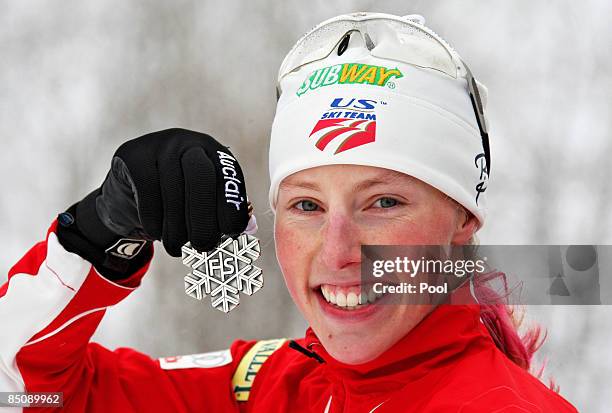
[0,13,577,412]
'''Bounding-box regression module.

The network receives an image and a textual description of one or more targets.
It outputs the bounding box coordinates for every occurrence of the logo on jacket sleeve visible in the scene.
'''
[232,338,286,402]
[297,63,403,96]
[309,97,379,154]
[159,349,232,370]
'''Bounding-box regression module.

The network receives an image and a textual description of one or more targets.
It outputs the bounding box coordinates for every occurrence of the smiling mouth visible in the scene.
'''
[318,284,387,310]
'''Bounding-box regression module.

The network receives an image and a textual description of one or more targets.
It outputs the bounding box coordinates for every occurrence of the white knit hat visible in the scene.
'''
[269,13,490,227]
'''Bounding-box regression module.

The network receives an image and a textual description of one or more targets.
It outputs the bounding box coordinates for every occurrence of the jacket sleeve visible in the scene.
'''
[0,221,256,412]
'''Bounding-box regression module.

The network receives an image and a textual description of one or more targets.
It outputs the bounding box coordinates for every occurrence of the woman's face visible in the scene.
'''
[274,165,478,365]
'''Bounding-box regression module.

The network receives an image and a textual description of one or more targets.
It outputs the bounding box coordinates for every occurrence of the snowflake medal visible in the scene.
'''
[181,234,263,313]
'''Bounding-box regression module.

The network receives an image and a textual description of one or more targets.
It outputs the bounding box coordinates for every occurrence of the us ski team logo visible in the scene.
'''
[309,97,378,154]
[297,63,403,96]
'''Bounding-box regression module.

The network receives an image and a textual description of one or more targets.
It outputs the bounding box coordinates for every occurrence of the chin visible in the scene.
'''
[323,336,387,365]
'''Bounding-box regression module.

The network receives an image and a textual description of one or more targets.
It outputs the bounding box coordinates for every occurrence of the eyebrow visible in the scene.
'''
[280,169,411,193]
[279,180,321,191]
[353,170,409,192]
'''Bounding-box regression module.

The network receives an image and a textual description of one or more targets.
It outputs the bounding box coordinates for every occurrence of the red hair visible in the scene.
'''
[458,208,547,377]
[471,271,549,378]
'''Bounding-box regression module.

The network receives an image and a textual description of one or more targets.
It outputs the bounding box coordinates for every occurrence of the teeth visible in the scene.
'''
[368,289,377,304]
[346,292,358,307]
[336,292,347,307]
[320,284,385,309]
[322,286,329,301]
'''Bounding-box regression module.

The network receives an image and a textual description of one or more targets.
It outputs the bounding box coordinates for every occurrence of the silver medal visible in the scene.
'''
[181,232,263,313]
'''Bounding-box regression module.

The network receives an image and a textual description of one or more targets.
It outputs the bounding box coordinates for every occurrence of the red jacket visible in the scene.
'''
[0,222,579,412]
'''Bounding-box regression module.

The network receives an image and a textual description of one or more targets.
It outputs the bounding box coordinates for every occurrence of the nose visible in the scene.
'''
[318,212,362,272]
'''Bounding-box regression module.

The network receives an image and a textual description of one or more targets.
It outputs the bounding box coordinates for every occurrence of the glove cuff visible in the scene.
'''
[56,191,153,281]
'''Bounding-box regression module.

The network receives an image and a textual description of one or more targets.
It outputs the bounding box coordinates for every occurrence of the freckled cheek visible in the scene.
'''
[275,221,313,306]
[362,210,456,245]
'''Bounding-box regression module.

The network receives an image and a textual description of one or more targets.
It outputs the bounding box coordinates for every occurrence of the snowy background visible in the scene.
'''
[1,1,610,410]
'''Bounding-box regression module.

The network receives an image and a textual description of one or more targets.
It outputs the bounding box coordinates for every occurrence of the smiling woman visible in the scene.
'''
[264,12,578,412]
[0,11,579,413]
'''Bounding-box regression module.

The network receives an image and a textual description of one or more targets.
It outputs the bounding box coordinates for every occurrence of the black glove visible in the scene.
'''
[57,128,250,279]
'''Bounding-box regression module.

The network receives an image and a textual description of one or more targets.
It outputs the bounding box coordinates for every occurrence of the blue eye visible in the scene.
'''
[295,200,319,212]
[374,197,399,208]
